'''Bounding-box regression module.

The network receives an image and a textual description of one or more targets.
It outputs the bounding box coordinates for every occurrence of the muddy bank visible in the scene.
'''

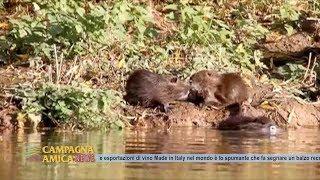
[0,105,17,131]
[1,81,320,131]
[257,19,320,64]
[0,64,319,131]
[123,99,320,130]
[123,85,320,130]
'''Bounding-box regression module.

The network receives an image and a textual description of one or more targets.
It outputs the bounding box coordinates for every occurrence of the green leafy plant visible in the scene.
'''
[279,3,300,22]
[277,63,306,81]
[7,0,112,59]
[277,2,300,35]
[15,83,125,130]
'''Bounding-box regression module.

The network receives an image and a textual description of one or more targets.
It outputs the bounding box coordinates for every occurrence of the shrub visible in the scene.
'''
[15,83,125,130]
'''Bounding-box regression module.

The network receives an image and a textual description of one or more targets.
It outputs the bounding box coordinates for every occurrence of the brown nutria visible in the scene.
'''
[124,69,190,112]
[188,70,221,106]
[189,70,248,109]
[215,73,248,107]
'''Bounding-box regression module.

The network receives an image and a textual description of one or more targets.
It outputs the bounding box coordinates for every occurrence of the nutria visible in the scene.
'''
[215,72,248,107]
[124,69,190,112]
[188,70,221,106]
[189,70,248,110]
[217,115,279,135]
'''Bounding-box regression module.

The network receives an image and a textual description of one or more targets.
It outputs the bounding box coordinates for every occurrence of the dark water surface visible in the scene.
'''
[0,127,320,180]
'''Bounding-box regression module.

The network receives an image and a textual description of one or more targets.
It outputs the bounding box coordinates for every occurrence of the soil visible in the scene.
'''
[1,64,320,131]
[257,19,320,64]
[0,105,16,131]
[123,90,320,130]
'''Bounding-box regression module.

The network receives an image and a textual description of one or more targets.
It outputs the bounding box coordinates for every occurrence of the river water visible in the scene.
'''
[0,127,319,180]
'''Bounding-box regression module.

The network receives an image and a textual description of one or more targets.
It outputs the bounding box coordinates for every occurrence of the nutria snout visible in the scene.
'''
[124,69,190,112]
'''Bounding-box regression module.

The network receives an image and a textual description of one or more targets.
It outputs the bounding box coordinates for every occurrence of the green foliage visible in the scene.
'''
[178,5,217,45]
[3,0,159,60]
[2,0,271,72]
[15,84,125,130]
[279,3,300,22]
[309,0,320,14]
[277,63,306,81]
[6,1,111,59]
[277,2,301,35]
[7,0,305,83]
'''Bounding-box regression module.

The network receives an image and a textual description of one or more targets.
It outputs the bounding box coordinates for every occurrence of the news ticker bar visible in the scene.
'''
[95,154,320,163]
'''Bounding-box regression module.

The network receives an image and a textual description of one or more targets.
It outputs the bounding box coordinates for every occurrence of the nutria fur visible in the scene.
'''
[218,115,270,130]
[189,70,248,109]
[218,115,279,134]
[189,70,221,106]
[124,69,190,112]
[215,73,248,107]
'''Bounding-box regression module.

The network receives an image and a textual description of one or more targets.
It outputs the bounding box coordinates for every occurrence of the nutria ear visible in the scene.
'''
[170,77,178,83]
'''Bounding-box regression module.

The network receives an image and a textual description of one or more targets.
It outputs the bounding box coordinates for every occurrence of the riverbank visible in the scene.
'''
[0,1,319,131]
[1,64,319,131]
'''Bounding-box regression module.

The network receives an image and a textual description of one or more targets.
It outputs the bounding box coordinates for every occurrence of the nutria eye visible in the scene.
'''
[189,79,192,84]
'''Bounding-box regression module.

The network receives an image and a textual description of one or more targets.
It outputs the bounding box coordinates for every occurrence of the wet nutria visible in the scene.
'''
[124,69,190,112]
[217,115,279,135]
[189,70,248,110]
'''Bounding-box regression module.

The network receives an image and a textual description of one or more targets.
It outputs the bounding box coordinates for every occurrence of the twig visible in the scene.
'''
[48,65,53,83]
[303,52,312,81]
[0,93,14,99]
[306,17,320,21]
[66,57,78,85]
[287,107,295,124]
[309,56,317,83]
[59,53,64,83]
[310,56,317,73]
[54,44,60,84]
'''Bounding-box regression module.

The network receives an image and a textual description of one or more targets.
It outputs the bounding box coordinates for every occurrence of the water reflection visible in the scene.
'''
[0,127,320,179]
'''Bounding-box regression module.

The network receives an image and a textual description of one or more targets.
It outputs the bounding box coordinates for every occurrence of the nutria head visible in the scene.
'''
[189,70,221,92]
[259,123,278,135]
[218,115,280,135]
[188,70,221,105]
[236,122,279,135]
[166,77,190,101]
